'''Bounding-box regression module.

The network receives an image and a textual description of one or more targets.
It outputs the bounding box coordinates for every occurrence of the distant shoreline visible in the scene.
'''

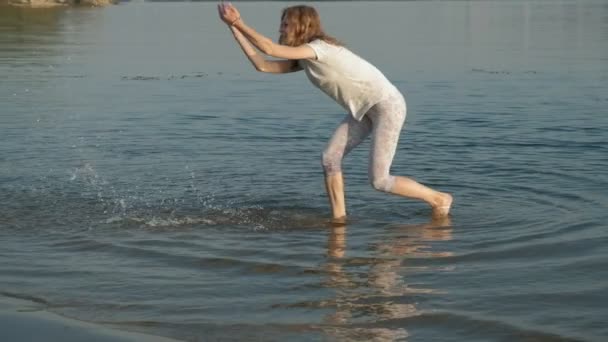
[0,0,377,8]
[0,0,115,7]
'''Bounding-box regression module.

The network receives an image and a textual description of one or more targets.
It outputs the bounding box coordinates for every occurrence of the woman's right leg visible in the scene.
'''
[322,114,372,219]
[366,93,453,217]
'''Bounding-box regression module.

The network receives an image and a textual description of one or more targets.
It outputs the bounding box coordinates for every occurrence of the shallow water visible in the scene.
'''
[1,1,607,341]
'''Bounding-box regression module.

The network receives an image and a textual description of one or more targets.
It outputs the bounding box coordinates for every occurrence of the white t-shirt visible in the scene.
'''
[299,39,398,121]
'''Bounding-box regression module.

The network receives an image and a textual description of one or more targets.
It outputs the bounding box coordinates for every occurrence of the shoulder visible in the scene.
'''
[305,39,341,61]
[307,39,326,47]
[307,39,340,50]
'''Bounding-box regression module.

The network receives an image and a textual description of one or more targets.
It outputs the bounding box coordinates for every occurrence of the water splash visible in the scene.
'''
[103,206,325,232]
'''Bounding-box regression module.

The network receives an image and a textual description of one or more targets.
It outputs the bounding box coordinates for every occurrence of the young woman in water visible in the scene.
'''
[217,3,452,220]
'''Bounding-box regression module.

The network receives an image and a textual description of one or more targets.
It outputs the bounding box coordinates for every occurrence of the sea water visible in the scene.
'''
[1,1,607,341]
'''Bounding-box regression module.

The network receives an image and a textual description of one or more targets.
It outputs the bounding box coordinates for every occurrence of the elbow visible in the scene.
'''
[254,63,270,73]
[254,61,268,73]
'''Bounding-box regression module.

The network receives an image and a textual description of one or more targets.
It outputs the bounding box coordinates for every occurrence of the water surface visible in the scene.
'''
[1,1,607,341]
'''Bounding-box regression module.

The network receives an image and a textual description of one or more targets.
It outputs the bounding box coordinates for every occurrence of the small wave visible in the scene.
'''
[433,235,604,266]
[57,75,86,78]
[120,72,208,81]
[0,291,49,306]
[401,311,584,341]
[319,327,409,342]
[471,68,539,75]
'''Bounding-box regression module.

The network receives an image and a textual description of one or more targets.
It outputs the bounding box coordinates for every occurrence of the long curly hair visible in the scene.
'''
[278,5,341,47]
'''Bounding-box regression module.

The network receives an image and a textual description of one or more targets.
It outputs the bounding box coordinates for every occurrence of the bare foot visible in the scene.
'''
[432,193,453,218]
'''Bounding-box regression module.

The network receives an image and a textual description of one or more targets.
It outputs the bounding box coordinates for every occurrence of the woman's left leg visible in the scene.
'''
[367,93,452,217]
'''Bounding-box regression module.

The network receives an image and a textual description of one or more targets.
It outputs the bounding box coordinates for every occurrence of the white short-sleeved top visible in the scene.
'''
[299,39,398,121]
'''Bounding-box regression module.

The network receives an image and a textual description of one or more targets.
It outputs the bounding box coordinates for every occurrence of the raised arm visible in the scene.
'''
[229,26,301,74]
[219,2,316,60]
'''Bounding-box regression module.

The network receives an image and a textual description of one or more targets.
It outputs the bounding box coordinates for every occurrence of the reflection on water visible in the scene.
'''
[322,217,453,341]
[0,7,65,56]
[0,6,63,30]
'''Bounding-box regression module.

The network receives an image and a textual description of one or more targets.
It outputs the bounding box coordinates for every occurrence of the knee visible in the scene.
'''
[370,175,394,193]
[321,150,342,173]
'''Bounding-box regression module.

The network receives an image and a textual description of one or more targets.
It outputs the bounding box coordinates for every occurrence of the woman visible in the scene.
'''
[217,3,452,220]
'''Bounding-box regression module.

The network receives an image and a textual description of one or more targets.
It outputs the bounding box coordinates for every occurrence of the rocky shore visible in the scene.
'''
[1,0,115,7]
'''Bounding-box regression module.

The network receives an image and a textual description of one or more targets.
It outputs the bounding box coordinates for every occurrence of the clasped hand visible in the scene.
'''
[217,2,241,26]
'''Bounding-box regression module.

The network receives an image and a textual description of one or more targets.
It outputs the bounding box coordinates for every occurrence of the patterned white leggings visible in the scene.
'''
[322,91,407,193]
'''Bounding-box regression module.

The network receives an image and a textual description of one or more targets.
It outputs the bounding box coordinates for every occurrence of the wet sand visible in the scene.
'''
[0,295,180,342]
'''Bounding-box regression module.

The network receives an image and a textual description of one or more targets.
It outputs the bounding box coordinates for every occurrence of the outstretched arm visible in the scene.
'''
[219,2,316,60]
[229,26,301,74]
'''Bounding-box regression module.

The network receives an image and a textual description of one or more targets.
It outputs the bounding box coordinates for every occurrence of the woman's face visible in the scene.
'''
[279,16,289,35]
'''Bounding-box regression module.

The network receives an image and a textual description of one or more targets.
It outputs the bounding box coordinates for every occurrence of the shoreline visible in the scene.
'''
[0,0,115,7]
[0,294,181,342]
